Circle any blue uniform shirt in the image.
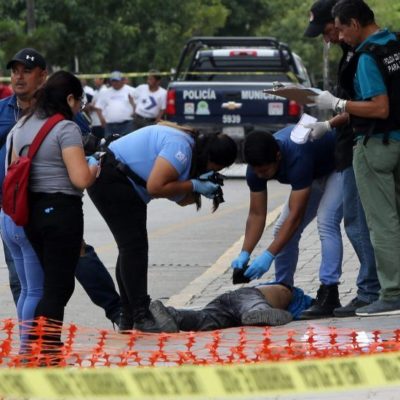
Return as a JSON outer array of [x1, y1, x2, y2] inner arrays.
[[0, 95, 19, 199], [109, 125, 194, 204], [246, 126, 336, 192], [354, 28, 400, 140]]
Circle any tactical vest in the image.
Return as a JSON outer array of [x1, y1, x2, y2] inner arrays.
[[339, 33, 400, 144]]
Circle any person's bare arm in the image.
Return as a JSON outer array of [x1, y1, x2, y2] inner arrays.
[[62, 146, 98, 190], [267, 187, 311, 255], [345, 94, 389, 119], [146, 156, 193, 198], [328, 112, 349, 128], [241, 190, 268, 254]]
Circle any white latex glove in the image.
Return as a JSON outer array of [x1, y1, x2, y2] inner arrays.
[[304, 121, 332, 141], [311, 90, 347, 113]]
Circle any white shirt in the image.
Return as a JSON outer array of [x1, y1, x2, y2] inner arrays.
[[133, 84, 167, 119], [97, 85, 135, 123], [89, 84, 107, 127]]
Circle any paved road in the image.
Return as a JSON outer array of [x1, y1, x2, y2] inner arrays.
[[0, 178, 290, 328]]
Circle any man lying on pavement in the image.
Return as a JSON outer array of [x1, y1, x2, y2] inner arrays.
[[149, 283, 313, 332]]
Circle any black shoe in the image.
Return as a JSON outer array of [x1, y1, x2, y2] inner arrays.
[[149, 300, 179, 333], [300, 284, 341, 320], [133, 313, 163, 333], [333, 297, 370, 317], [116, 311, 134, 333]]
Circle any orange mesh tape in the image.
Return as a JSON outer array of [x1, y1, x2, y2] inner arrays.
[[1, 318, 400, 368]]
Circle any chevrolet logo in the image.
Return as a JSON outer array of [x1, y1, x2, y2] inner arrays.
[[221, 101, 242, 110]]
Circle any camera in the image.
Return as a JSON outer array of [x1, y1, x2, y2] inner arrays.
[[232, 264, 251, 284], [199, 172, 225, 211]]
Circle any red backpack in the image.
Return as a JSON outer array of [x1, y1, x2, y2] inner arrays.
[[2, 113, 65, 226]]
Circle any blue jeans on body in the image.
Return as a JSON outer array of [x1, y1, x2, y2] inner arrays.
[[0, 211, 43, 352], [342, 166, 380, 303], [4, 240, 121, 323], [274, 172, 344, 287]]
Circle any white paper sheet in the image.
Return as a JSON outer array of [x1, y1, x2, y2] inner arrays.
[[290, 113, 318, 144]]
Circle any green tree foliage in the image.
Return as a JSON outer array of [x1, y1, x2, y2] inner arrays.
[[258, 0, 400, 86], [0, 0, 398, 81], [0, 0, 228, 74], [217, 0, 271, 36]]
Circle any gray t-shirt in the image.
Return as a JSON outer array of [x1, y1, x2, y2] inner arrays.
[[8, 113, 84, 196]]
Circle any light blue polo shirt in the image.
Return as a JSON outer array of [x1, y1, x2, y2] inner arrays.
[[354, 28, 400, 141], [109, 125, 194, 203]]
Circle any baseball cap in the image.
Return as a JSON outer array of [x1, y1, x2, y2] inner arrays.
[[6, 48, 46, 70], [110, 71, 123, 81], [304, 0, 338, 38]]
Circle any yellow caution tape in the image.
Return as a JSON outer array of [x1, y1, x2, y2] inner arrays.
[[1, 352, 400, 399]]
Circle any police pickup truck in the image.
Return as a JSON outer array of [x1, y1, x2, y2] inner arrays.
[[166, 37, 314, 159]]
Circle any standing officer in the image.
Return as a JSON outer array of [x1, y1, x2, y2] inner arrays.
[[303, 0, 380, 317], [311, 0, 400, 316]]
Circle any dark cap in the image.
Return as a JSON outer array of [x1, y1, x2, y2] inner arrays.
[[6, 48, 46, 70], [304, 0, 338, 38]]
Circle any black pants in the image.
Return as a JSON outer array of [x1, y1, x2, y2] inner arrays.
[[168, 287, 271, 331], [87, 155, 150, 321], [25, 192, 83, 346], [132, 114, 156, 131]]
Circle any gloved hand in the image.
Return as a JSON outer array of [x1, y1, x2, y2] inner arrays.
[[231, 250, 250, 269], [198, 171, 215, 180], [311, 90, 347, 113], [304, 120, 332, 141], [191, 179, 220, 199], [86, 156, 99, 167], [244, 250, 275, 280]]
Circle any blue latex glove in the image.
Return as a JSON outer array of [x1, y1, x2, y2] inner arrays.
[[231, 250, 250, 269], [86, 156, 98, 167], [191, 179, 219, 199], [198, 171, 215, 180], [244, 250, 275, 280]]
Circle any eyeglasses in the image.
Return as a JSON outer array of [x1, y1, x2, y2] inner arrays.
[[78, 95, 87, 111]]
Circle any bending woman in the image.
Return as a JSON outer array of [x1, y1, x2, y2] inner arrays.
[[7, 71, 98, 356], [88, 122, 237, 332]]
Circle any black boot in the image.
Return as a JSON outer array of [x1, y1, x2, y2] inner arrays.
[[116, 310, 134, 333], [299, 284, 341, 320]]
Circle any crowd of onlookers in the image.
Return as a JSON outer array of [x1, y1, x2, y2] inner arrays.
[[80, 69, 167, 139]]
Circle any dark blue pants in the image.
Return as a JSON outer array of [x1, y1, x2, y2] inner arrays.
[[168, 287, 271, 331]]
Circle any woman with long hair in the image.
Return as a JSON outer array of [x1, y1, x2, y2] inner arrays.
[[88, 122, 237, 332], [2, 70, 98, 359]]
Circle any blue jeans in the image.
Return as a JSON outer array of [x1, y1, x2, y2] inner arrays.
[[4, 241, 121, 322], [0, 211, 43, 351], [274, 172, 344, 287], [342, 166, 380, 303]]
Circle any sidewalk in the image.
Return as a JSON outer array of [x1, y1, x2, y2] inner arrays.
[[171, 212, 399, 331]]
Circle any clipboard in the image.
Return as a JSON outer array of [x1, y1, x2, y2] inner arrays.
[[264, 86, 321, 105]]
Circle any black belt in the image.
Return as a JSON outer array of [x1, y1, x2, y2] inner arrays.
[[134, 114, 156, 122], [107, 120, 133, 125], [104, 150, 147, 188]]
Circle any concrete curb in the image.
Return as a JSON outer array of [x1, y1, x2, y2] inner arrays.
[[167, 204, 283, 307]]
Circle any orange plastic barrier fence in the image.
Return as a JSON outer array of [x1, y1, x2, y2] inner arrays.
[[1, 317, 400, 368]]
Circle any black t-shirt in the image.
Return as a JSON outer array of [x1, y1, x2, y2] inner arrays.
[[334, 43, 356, 172]]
